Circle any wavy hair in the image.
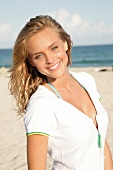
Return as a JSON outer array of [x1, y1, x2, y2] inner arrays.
[[9, 15, 73, 116]]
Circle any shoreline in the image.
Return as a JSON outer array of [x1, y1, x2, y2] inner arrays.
[[0, 65, 113, 75]]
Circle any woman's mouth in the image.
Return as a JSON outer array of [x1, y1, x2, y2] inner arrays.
[[48, 62, 60, 71]]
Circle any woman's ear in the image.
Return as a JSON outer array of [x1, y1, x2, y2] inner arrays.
[[64, 41, 68, 52]]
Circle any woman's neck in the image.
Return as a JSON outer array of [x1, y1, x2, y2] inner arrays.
[[47, 71, 74, 92]]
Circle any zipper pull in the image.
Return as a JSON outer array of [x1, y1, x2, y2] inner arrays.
[[98, 132, 102, 148]]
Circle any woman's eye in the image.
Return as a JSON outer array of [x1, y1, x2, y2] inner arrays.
[[51, 46, 58, 51], [34, 54, 42, 59]]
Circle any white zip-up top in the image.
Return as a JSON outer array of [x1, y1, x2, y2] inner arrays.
[[24, 72, 108, 170]]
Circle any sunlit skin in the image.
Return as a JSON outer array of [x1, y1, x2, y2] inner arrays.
[[27, 27, 70, 84]]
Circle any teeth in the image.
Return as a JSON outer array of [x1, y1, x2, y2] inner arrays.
[[49, 63, 59, 70]]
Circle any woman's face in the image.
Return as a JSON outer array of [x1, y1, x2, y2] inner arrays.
[[27, 27, 68, 81]]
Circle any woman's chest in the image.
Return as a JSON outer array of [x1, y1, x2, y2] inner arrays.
[[60, 85, 98, 128], [50, 96, 108, 142]]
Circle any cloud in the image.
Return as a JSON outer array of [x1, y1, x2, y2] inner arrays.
[[49, 9, 113, 45], [108, 25, 113, 33], [0, 24, 16, 48], [49, 9, 82, 34], [0, 9, 113, 48]]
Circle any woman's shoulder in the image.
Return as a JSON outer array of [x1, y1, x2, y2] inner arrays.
[[27, 85, 54, 107], [69, 71, 97, 92], [69, 71, 95, 83]]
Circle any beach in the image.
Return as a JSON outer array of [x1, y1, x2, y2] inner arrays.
[[0, 67, 113, 170]]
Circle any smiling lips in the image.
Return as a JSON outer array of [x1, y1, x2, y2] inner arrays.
[[47, 62, 60, 71]]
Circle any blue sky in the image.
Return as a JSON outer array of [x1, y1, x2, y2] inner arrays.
[[0, 0, 113, 48]]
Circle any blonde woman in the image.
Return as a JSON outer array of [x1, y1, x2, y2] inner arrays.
[[9, 15, 113, 170]]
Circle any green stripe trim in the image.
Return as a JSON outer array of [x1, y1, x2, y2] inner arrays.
[[99, 97, 102, 101], [26, 132, 49, 137]]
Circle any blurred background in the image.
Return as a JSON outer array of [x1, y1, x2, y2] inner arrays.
[[0, 0, 113, 68]]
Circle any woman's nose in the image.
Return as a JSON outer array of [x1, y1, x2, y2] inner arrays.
[[45, 53, 55, 64]]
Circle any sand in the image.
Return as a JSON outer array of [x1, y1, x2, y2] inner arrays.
[[0, 67, 113, 170]]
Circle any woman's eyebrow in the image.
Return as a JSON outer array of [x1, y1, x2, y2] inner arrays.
[[31, 52, 40, 57], [49, 42, 58, 48]]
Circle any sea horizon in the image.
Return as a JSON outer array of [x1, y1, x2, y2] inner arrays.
[[0, 44, 113, 68], [1, 43, 113, 50]]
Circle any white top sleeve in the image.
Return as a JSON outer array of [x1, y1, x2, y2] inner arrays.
[[71, 71, 101, 100], [24, 96, 56, 136], [83, 72, 101, 100]]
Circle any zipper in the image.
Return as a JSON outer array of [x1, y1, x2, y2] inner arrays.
[[98, 131, 102, 148]]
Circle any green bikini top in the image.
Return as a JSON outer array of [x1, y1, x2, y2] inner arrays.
[[47, 81, 62, 99]]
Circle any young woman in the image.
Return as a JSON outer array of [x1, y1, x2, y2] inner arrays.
[[9, 15, 113, 170]]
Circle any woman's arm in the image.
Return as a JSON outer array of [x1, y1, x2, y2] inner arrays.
[[27, 134, 48, 170], [104, 140, 113, 169]]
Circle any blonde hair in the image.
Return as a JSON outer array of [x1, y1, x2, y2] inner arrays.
[[9, 15, 73, 116]]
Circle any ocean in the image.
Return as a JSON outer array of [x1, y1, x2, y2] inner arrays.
[[0, 44, 113, 68]]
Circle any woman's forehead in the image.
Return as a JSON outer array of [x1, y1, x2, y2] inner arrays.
[[27, 28, 62, 50], [30, 27, 59, 41]]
